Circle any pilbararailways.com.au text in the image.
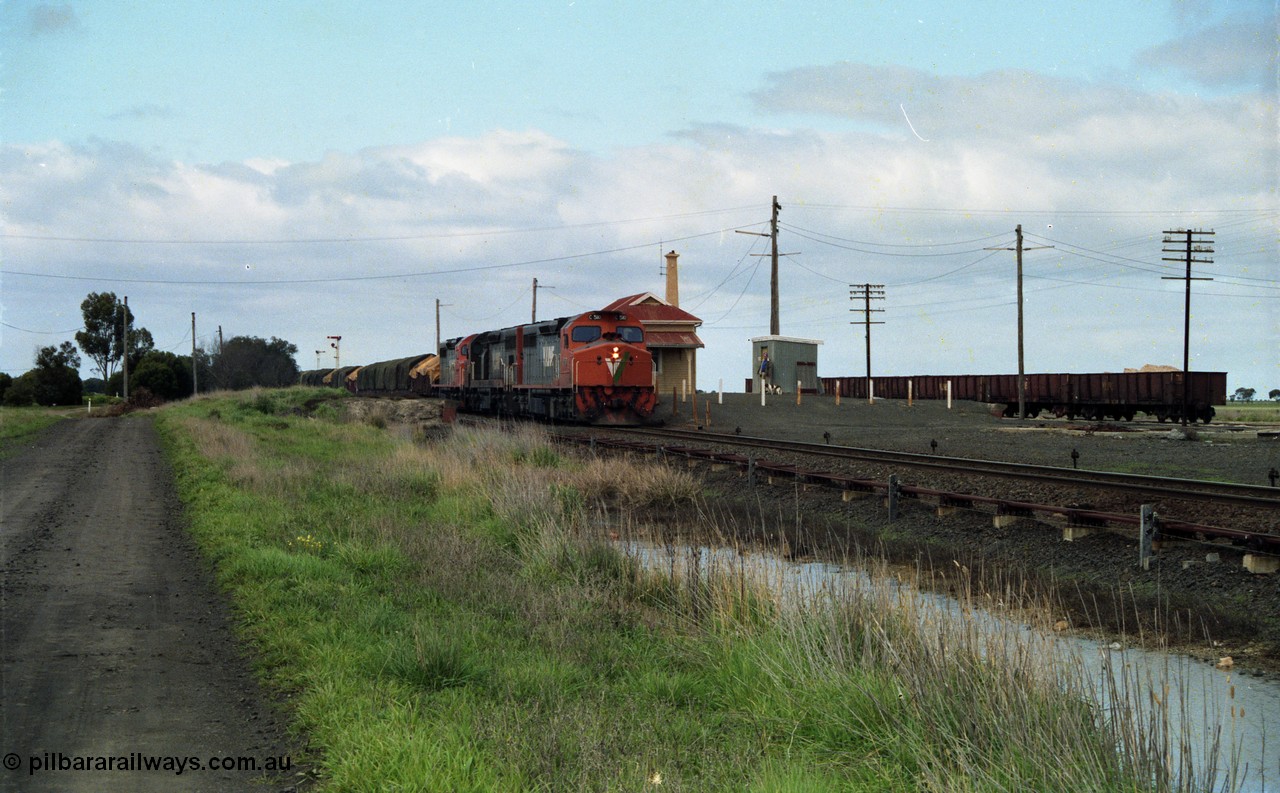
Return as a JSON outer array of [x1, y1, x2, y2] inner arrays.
[[3, 751, 292, 777]]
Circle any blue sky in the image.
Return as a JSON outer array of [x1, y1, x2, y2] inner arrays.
[[2, 1, 1276, 396], [2, 3, 1210, 161]]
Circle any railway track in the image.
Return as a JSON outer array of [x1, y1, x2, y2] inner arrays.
[[550, 425, 1280, 558], [606, 426, 1280, 511]]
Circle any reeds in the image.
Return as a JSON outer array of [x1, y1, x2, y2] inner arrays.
[[158, 391, 1261, 791]]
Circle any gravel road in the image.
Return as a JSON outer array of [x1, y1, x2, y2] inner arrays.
[[0, 417, 299, 793]]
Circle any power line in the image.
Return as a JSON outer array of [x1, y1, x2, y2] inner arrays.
[[0, 226, 747, 285], [783, 224, 1005, 257], [1, 321, 84, 335], [782, 223, 1009, 248], [791, 203, 1278, 217], [0, 205, 768, 245]]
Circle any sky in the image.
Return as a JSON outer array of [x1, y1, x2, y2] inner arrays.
[[2, 1, 1277, 398]]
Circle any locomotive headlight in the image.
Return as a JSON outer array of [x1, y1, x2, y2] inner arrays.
[[611, 346, 620, 360]]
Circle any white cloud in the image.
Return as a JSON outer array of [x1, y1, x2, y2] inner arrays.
[[27, 4, 77, 35], [1, 68, 1275, 393], [1136, 15, 1277, 88]]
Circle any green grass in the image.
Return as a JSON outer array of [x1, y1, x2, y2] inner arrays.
[[0, 405, 69, 455], [1215, 402, 1280, 423], [156, 388, 1177, 792]]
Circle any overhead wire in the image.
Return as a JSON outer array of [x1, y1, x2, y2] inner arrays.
[[0, 225, 752, 285], [2, 321, 85, 335], [0, 205, 768, 245]]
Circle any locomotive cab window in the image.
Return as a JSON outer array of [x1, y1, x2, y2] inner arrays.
[[617, 326, 643, 343], [570, 325, 601, 344]]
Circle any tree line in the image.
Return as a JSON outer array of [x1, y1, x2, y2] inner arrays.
[[1230, 387, 1280, 403], [1, 292, 301, 406]]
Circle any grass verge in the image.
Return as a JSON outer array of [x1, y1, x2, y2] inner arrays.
[[0, 405, 68, 456], [158, 388, 1186, 791]]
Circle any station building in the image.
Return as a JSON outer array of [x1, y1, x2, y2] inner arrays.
[[603, 250, 704, 399]]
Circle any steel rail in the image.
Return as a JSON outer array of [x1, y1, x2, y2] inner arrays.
[[553, 431, 1280, 555], [606, 426, 1280, 510]]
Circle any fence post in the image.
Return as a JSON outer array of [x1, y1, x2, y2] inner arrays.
[[1139, 505, 1157, 570], [887, 474, 900, 521]]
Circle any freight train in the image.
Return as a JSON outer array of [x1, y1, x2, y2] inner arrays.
[[298, 308, 658, 425], [820, 371, 1226, 423]]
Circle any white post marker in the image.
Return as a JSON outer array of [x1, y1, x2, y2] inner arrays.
[[946, 380, 952, 409], [908, 380, 913, 406], [869, 380, 875, 405], [718, 379, 723, 404]]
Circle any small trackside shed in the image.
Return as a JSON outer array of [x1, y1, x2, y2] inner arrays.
[[750, 335, 822, 394]]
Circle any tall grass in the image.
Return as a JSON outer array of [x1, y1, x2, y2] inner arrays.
[[157, 389, 1225, 791]]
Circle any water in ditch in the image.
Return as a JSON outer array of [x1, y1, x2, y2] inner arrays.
[[625, 540, 1278, 792]]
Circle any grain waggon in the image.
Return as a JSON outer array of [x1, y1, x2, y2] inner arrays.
[[820, 371, 1226, 423]]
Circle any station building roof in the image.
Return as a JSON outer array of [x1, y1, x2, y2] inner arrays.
[[603, 293, 705, 349]]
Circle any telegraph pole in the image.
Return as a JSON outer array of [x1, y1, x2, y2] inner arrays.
[[532, 278, 554, 323], [1161, 228, 1214, 427], [436, 298, 453, 353], [735, 195, 792, 336], [986, 225, 1051, 418], [191, 312, 198, 396], [122, 296, 129, 400], [769, 195, 780, 335], [848, 284, 885, 379]]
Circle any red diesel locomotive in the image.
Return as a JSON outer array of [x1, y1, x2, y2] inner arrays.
[[436, 309, 657, 425], [300, 308, 658, 425]]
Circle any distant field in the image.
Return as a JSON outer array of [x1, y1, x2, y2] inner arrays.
[[0, 406, 66, 454], [1216, 402, 1280, 423]]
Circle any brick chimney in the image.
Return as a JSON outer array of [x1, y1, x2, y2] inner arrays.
[[664, 250, 679, 307]]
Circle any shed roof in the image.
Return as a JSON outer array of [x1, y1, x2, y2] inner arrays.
[[750, 335, 824, 346]]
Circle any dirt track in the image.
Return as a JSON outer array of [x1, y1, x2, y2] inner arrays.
[[1, 417, 298, 792]]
